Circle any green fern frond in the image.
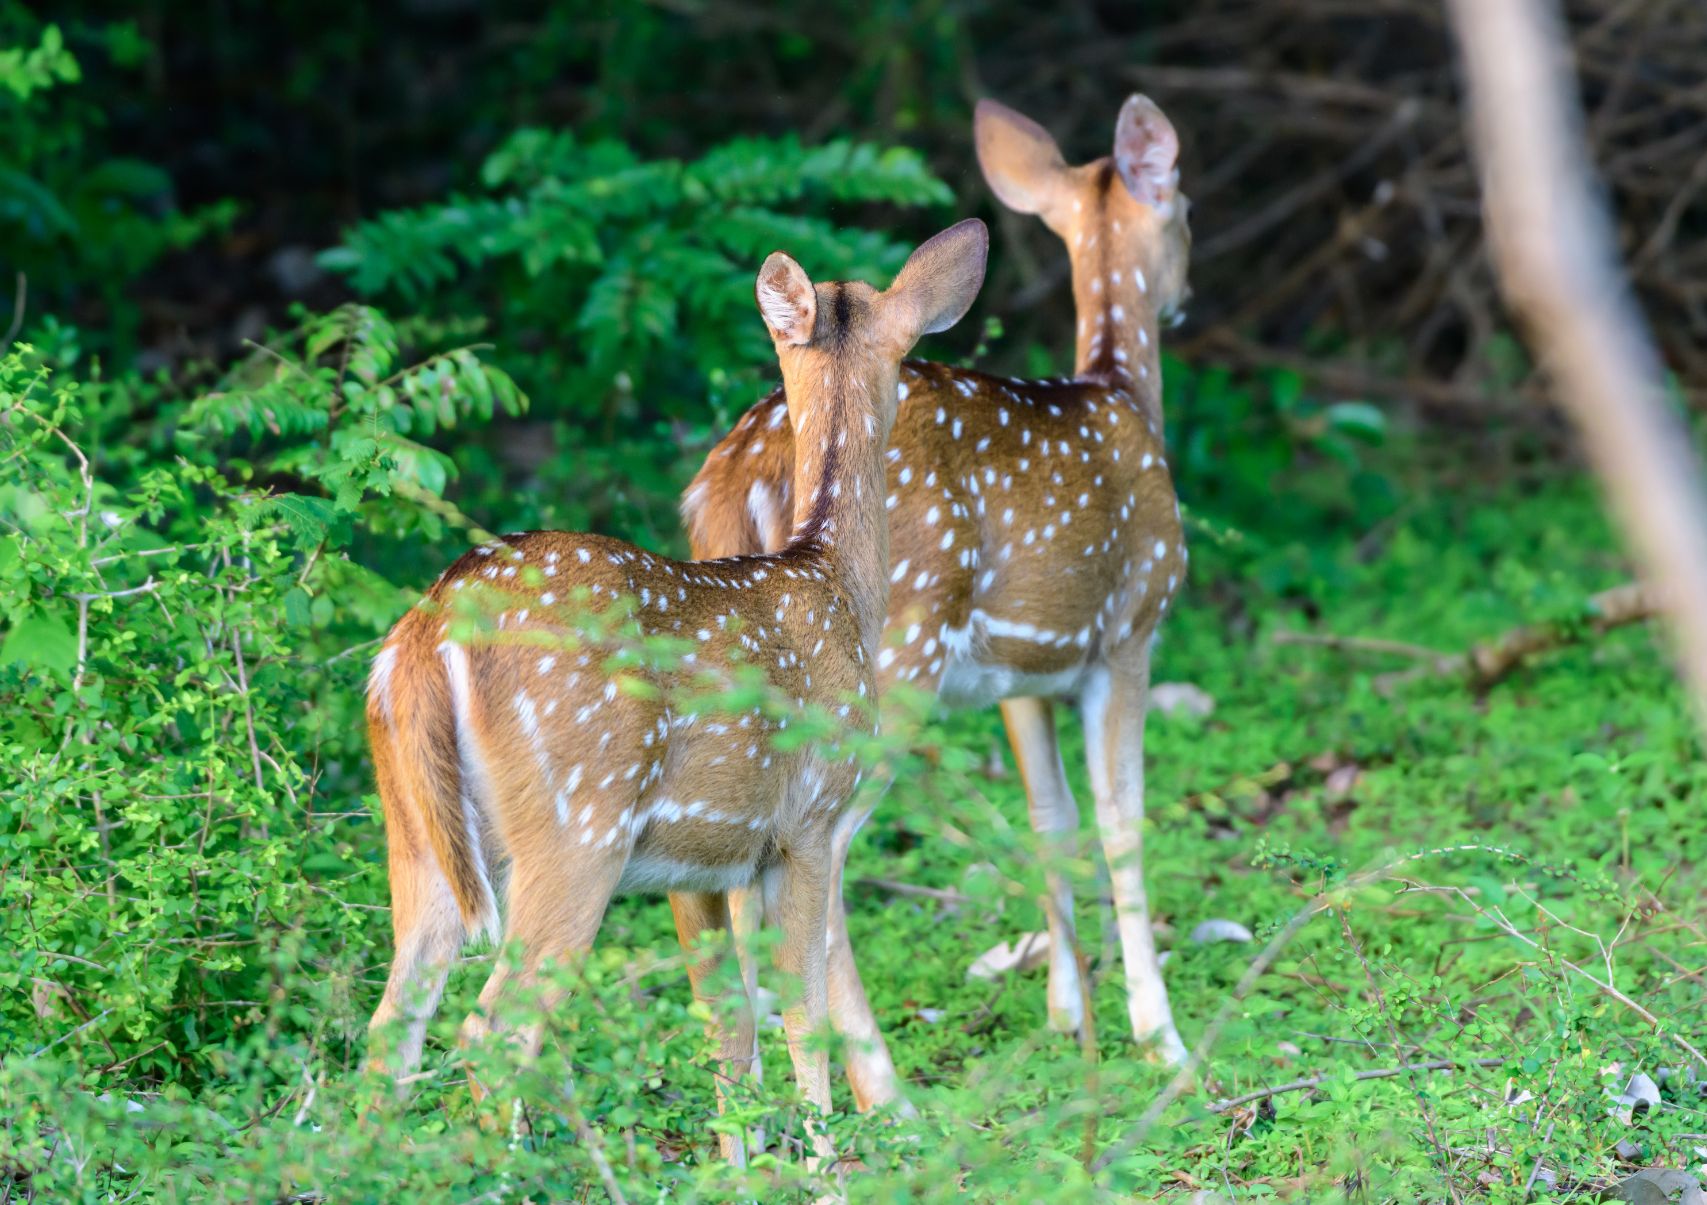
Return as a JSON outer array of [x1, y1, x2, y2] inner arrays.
[[243, 492, 337, 549], [318, 197, 517, 299], [702, 207, 911, 280], [316, 127, 956, 437], [685, 136, 952, 208], [185, 385, 331, 439], [480, 129, 638, 190]]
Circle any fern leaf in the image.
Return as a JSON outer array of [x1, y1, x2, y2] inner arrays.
[[185, 384, 330, 439], [245, 493, 337, 549]]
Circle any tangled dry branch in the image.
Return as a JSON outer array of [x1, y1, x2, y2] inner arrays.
[[977, 0, 1707, 418]]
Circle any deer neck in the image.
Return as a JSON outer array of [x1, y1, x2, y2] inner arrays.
[[782, 362, 894, 660], [1068, 206, 1163, 431]]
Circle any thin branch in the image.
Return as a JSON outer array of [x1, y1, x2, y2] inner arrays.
[[1272, 631, 1446, 661], [1395, 876, 1707, 1069], [230, 628, 266, 793], [68, 579, 162, 603], [1093, 891, 1331, 1173], [1072, 929, 1100, 1172], [1208, 1057, 1506, 1114], [91, 542, 218, 567], [1196, 99, 1425, 262], [1336, 903, 1462, 1202], [31, 1008, 112, 1057], [1522, 1119, 1557, 1197], [326, 636, 386, 665], [65, 579, 159, 703], [3, 271, 24, 346], [1093, 842, 1544, 1176], [850, 876, 971, 906], [1374, 581, 1657, 693]]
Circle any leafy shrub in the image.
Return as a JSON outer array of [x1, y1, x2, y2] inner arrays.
[[0, 11, 235, 358], [4, 23, 1702, 1196], [6, 334, 1706, 1199], [322, 128, 949, 381], [0, 321, 520, 1087], [320, 127, 958, 544]]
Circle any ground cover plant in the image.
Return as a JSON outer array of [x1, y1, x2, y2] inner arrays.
[[4, 4, 1705, 1202], [8, 341, 1701, 1200]]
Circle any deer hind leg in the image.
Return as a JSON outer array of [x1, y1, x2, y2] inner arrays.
[[459, 840, 625, 1110], [670, 890, 754, 1166], [367, 721, 466, 1092], [1081, 659, 1187, 1065], [764, 840, 838, 1172], [824, 801, 913, 1115], [368, 853, 463, 1090], [725, 883, 768, 1152], [1000, 696, 1088, 1036]]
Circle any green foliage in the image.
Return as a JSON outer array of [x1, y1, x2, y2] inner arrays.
[[0, 21, 78, 101], [4, 12, 1702, 1199], [0, 351, 357, 1096], [1164, 352, 1404, 601], [324, 129, 950, 302], [318, 126, 957, 545], [184, 303, 525, 519], [0, 8, 235, 357], [5, 335, 1704, 1198], [0, 313, 527, 1094]]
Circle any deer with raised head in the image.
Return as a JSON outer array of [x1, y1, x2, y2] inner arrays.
[[365, 219, 989, 1166], [681, 95, 1193, 1110]]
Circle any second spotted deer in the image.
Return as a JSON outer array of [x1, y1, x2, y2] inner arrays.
[[365, 220, 989, 1166], [683, 95, 1194, 1107]]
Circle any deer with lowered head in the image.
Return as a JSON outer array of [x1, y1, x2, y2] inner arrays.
[[681, 95, 1194, 1110], [364, 219, 989, 1167]]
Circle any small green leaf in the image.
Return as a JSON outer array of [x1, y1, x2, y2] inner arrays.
[[283, 587, 312, 627], [1, 608, 77, 674], [1270, 369, 1305, 414], [1324, 400, 1388, 444], [247, 493, 336, 549]]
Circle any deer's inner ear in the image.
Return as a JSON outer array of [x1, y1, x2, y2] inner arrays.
[[1113, 94, 1180, 214], [882, 219, 990, 347], [757, 253, 817, 346]]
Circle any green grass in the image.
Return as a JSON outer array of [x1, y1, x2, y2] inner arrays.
[[813, 469, 1704, 1200], [6, 465, 1703, 1203]]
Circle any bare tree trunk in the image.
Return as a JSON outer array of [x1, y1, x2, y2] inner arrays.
[[1445, 0, 1707, 729]]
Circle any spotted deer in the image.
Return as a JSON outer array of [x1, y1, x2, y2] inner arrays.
[[680, 95, 1193, 1108], [365, 220, 989, 1166]]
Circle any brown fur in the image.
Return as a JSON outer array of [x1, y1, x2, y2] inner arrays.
[[365, 220, 988, 1168], [679, 97, 1197, 1104], [689, 362, 1184, 688]]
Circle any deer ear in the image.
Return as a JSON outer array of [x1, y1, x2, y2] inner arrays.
[[882, 219, 989, 344], [975, 99, 1070, 218], [1113, 94, 1180, 214], [756, 252, 817, 346]]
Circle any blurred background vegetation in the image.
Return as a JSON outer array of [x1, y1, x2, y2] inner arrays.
[[4, 1, 1706, 1200], [15, 1, 1707, 565]]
